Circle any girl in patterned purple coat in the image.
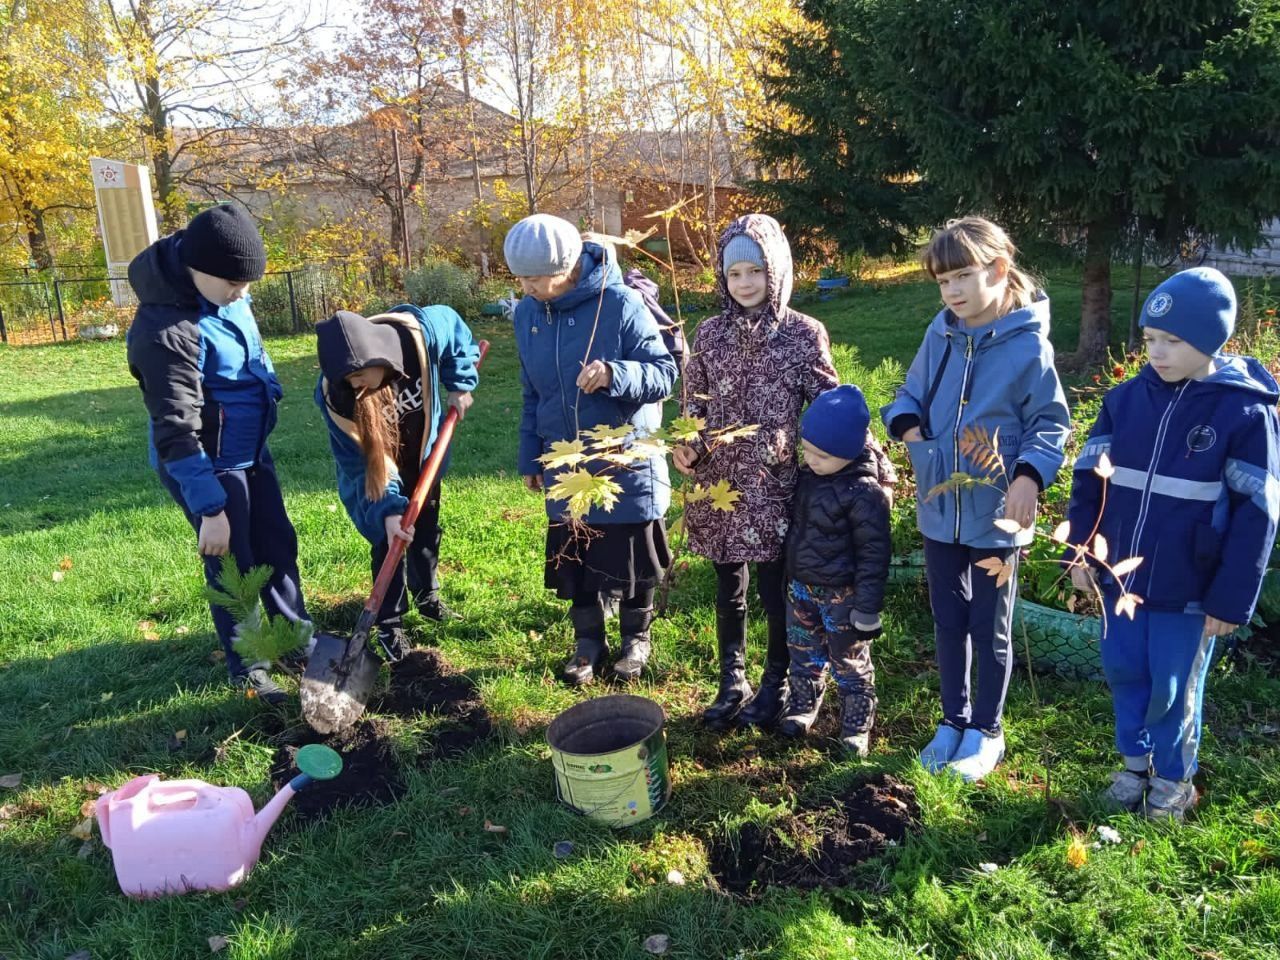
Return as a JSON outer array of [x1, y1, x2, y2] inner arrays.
[[674, 214, 894, 730]]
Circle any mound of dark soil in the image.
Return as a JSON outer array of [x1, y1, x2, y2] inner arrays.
[[270, 717, 405, 821], [710, 772, 919, 894], [372, 648, 493, 759]]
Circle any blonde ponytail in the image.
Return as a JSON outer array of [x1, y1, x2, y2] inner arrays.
[[352, 382, 400, 501], [920, 217, 1040, 313]]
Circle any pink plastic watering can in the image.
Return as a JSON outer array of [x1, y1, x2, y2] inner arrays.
[[95, 744, 342, 898]]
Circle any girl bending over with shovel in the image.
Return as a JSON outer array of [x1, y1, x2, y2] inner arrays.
[[315, 306, 480, 660]]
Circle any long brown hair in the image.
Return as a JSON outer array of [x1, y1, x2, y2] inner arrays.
[[920, 217, 1040, 313], [352, 380, 400, 501]]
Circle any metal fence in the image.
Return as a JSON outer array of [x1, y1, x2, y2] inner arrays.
[[0, 259, 390, 346]]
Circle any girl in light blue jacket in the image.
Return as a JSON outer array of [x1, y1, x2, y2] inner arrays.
[[882, 217, 1070, 782]]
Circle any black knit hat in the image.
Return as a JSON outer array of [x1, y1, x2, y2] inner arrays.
[[179, 204, 267, 282]]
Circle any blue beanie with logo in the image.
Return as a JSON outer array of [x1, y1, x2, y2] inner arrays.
[[802, 385, 870, 461], [1140, 267, 1236, 357]]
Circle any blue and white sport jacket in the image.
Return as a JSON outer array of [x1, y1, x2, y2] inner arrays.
[[1066, 358, 1280, 625]]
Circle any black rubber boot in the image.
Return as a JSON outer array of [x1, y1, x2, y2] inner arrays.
[[611, 605, 654, 681], [702, 605, 752, 731], [564, 603, 608, 686], [777, 673, 827, 738], [736, 611, 789, 728]]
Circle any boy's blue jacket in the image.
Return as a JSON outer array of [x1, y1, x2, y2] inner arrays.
[[126, 233, 281, 518], [514, 241, 678, 524], [315, 305, 480, 544], [881, 297, 1071, 547], [1067, 358, 1280, 626]]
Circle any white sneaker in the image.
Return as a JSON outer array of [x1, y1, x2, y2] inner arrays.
[[946, 728, 1006, 782], [1144, 776, 1197, 821], [919, 723, 964, 773], [1101, 770, 1149, 812]]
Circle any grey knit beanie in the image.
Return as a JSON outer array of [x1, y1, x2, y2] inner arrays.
[[722, 234, 765, 271], [503, 214, 583, 277]]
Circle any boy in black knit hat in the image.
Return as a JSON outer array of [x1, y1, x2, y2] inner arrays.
[[126, 203, 311, 705], [779, 385, 892, 755]]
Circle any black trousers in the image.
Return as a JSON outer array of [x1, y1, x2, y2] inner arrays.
[[923, 537, 1019, 734], [371, 478, 442, 629], [159, 448, 310, 678], [712, 559, 788, 667]]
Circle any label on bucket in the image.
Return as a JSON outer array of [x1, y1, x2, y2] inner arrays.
[[553, 733, 670, 827]]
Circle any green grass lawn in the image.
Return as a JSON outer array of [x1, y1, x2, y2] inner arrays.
[[2, 273, 1279, 960]]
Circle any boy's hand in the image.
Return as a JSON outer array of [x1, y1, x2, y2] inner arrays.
[[1203, 616, 1238, 639], [447, 390, 473, 421], [672, 444, 699, 476], [384, 513, 415, 545], [1002, 475, 1039, 530], [198, 512, 231, 556], [902, 426, 924, 443], [523, 474, 543, 491], [1069, 564, 1097, 593], [576, 360, 612, 394]]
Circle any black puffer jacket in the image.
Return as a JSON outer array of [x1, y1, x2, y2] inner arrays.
[[784, 452, 892, 615]]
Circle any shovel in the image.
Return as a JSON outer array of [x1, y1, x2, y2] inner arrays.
[[301, 339, 489, 734]]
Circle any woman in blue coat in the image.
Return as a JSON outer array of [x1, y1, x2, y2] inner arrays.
[[315, 305, 479, 659], [505, 214, 678, 685]]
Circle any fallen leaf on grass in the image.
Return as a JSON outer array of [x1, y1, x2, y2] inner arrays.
[[1128, 839, 1146, 856], [1096, 825, 1122, 844], [58, 556, 73, 571], [642, 934, 670, 955], [977, 862, 999, 874], [82, 781, 108, 796], [79, 799, 98, 818], [666, 869, 685, 885], [1065, 836, 1089, 869], [51, 570, 65, 582], [482, 820, 508, 834], [70, 818, 94, 840], [175, 625, 190, 635], [208, 935, 229, 952], [0, 773, 22, 789], [99, 692, 112, 703]]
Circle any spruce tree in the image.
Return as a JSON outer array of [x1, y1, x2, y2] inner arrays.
[[757, 0, 1280, 363]]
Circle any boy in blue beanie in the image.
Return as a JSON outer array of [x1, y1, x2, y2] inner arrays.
[[778, 385, 893, 755], [1066, 267, 1280, 820]]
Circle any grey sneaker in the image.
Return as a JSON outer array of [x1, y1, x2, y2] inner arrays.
[[841, 731, 871, 757], [1101, 770, 1149, 812], [1144, 776, 1197, 821], [237, 667, 287, 706]]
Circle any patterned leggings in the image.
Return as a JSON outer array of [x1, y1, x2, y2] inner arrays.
[[786, 580, 877, 732]]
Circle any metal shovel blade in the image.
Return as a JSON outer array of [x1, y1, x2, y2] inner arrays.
[[299, 632, 382, 735]]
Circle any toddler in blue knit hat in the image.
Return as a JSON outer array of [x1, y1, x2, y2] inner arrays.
[[1065, 266, 1280, 820], [777, 384, 893, 755]]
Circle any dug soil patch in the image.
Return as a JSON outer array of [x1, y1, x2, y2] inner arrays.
[[373, 648, 493, 759], [271, 650, 494, 821], [710, 772, 919, 894], [270, 717, 405, 821]]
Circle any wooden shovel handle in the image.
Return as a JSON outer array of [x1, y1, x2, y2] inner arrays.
[[361, 339, 489, 624]]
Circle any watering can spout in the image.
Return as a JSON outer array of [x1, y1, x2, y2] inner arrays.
[[245, 743, 344, 855], [244, 775, 303, 855]]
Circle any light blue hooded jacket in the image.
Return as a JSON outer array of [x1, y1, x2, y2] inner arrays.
[[881, 297, 1070, 548]]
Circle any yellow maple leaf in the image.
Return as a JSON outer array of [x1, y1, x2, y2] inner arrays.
[[546, 470, 622, 519], [664, 416, 706, 443], [628, 437, 669, 460], [706, 479, 741, 512], [711, 423, 760, 445], [585, 424, 634, 448], [538, 439, 587, 470], [1065, 836, 1089, 869], [685, 483, 710, 504]]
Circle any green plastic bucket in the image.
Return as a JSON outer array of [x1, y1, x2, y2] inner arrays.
[[546, 695, 671, 828]]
